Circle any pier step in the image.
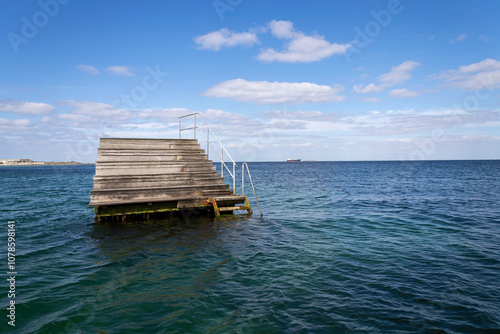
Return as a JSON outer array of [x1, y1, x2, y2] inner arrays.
[[95, 162, 217, 176], [92, 173, 225, 190], [91, 184, 231, 202], [100, 138, 200, 150], [97, 152, 208, 162], [208, 196, 252, 218], [96, 162, 215, 167], [219, 206, 251, 212]]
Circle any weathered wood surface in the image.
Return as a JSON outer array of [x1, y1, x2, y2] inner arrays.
[[91, 173, 225, 190], [89, 138, 232, 207]]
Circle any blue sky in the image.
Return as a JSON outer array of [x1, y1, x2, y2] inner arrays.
[[1, 0, 499, 162]]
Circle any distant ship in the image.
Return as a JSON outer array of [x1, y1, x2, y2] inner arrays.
[[286, 158, 301, 162]]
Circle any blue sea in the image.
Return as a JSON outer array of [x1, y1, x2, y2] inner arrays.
[[1, 161, 499, 333]]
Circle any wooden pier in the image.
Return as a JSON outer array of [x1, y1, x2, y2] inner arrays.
[[88, 138, 252, 222]]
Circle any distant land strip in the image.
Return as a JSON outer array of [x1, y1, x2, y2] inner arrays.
[[0, 161, 93, 166]]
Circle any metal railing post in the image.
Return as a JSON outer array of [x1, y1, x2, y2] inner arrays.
[[242, 163, 245, 196], [178, 112, 240, 195], [241, 163, 263, 216]]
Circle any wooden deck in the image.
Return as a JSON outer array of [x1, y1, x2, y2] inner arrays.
[[88, 138, 251, 221]]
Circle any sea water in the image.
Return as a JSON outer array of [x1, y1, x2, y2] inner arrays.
[[0, 161, 499, 333]]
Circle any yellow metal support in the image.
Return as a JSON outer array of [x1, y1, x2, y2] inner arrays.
[[244, 196, 253, 215], [208, 196, 252, 219], [208, 198, 221, 219]]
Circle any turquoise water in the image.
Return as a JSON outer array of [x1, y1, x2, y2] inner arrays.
[[1, 161, 499, 333]]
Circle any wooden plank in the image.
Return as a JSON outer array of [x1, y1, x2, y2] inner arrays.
[[218, 206, 250, 212]]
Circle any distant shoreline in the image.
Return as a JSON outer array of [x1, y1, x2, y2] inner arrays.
[[0, 162, 94, 167]]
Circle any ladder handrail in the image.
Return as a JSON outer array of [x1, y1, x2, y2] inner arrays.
[[179, 113, 236, 194], [242, 163, 263, 217]]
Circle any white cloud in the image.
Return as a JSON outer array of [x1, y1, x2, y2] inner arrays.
[[344, 108, 500, 135], [76, 64, 100, 75], [0, 100, 56, 116], [389, 88, 420, 98], [193, 28, 259, 51], [106, 65, 135, 76], [268, 20, 294, 39], [202, 79, 345, 104], [450, 34, 467, 44], [0, 118, 35, 131], [59, 100, 123, 116], [257, 20, 350, 63], [118, 122, 166, 130], [361, 97, 382, 103], [137, 108, 193, 122], [290, 142, 312, 147], [193, 20, 349, 63], [3, 98, 500, 162], [455, 58, 500, 74], [353, 60, 421, 95], [379, 60, 421, 86], [47, 102, 247, 131], [353, 83, 384, 94], [272, 120, 308, 130], [56, 113, 94, 123], [260, 110, 343, 122], [203, 108, 247, 121], [434, 58, 500, 91], [46, 101, 131, 128]]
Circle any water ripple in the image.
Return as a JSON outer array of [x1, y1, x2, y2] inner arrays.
[[1, 162, 499, 333]]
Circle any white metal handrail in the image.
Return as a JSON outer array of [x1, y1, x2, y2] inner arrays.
[[242, 163, 263, 216], [179, 113, 236, 194]]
